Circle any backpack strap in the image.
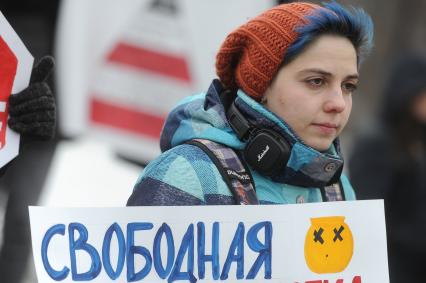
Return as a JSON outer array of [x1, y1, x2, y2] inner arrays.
[[186, 139, 259, 205]]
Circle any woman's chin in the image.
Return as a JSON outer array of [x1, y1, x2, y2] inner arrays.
[[305, 139, 334, 152]]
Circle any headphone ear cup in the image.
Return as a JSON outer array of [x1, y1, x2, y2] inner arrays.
[[243, 130, 291, 176]]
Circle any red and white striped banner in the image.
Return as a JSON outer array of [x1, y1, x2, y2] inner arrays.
[[87, 0, 273, 162]]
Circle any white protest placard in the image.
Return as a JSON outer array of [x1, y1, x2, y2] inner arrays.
[[0, 11, 33, 167], [30, 200, 389, 282]]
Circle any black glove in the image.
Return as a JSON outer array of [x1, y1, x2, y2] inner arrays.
[[7, 56, 56, 140]]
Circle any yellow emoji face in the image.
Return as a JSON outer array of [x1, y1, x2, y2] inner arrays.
[[304, 216, 353, 274]]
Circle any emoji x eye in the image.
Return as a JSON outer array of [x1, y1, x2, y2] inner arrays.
[[333, 225, 344, 242], [314, 227, 324, 244]]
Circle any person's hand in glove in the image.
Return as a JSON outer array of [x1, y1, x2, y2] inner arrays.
[[7, 56, 56, 141]]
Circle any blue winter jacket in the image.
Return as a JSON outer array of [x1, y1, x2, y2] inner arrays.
[[127, 80, 356, 206]]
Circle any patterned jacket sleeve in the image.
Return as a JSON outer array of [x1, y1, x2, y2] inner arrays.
[[126, 144, 234, 206]]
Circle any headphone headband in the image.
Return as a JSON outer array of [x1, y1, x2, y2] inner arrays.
[[227, 102, 251, 140]]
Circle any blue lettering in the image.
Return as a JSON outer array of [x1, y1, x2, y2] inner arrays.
[[220, 222, 245, 280], [69, 223, 101, 281], [197, 222, 220, 280], [126, 222, 153, 282], [168, 224, 196, 283], [41, 224, 70, 280], [246, 221, 272, 279], [40, 220, 273, 282], [102, 223, 125, 279], [153, 223, 175, 279]]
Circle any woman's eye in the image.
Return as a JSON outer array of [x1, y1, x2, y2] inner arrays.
[[342, 82, 358, 93], [307, 78, 324, 87]]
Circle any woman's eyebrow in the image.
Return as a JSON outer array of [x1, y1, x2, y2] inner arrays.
[[298, 68, 333, 77], [298, 68, 359, 80]]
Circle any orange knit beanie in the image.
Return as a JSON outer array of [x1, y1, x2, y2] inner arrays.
[[216, 2, 320, 100]]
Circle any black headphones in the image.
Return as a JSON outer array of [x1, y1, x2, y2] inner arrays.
[[227, 101, 292, 177]]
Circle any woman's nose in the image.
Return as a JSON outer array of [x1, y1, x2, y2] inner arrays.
[[323, 87, 346, 113]]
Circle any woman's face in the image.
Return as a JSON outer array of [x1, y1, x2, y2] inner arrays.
[[263, 35, 358, 151]]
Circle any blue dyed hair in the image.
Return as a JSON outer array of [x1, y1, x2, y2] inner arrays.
[[282, 1, 374, 67]]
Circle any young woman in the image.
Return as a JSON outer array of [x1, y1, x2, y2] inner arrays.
[[127, 2, 373, 206]]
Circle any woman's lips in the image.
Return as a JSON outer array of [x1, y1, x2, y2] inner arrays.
[[312, 123, 338, 135]]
